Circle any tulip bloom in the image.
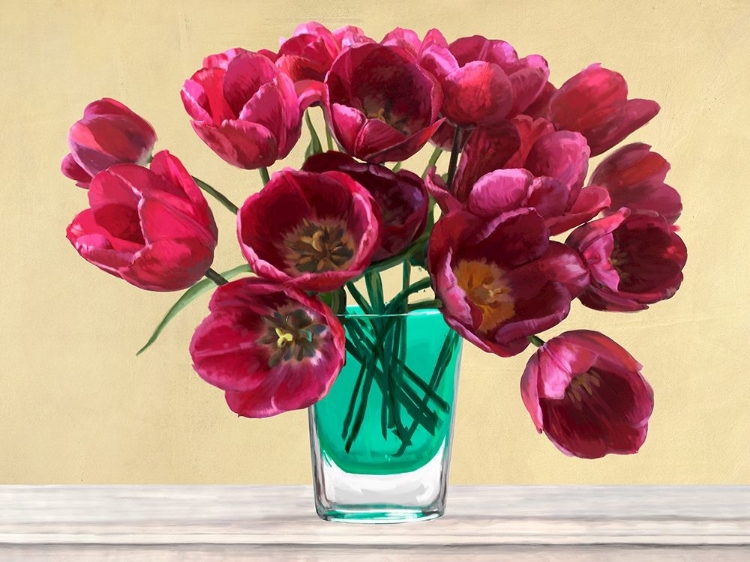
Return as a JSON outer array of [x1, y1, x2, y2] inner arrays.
[[322, 43, 443, 163], [61, 98, 156, 188], [302, 151, 428, 261], [420, 32, 549, 127], [426, 121, 609, 235], [274, 22, 372, 109], [521, 330, 654, 459], [181, 50, 302, 169], [590, 143, 682, 224], [190, 278, 346, 418], [238, 169, 381, 292], [547, 64, 660, 156], [66, 151, 218, 291], [566, 209, 687, 311], [428, 208, 589, 357]]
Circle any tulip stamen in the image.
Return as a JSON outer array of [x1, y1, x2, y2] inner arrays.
[[454, 259, 515, 333], [567, 371, 602, 407], [283, 219, 355, 275], [260, 308, 326, 367]]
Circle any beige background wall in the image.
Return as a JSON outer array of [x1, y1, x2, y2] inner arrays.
[[1, 0, 748, 484]]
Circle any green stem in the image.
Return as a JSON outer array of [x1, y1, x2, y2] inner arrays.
[[408, 299, 442, 312], [528, 335, 545, 347], [446, 127, 463, 191], [259, 167, 270, 186], [204, 268, 228, 286], [191, 176, 239, 214], [422, 146, 443, 179], [385, 277, 432, 314]]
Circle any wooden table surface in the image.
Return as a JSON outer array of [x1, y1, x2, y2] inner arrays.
[[1, 486, 748, 560]]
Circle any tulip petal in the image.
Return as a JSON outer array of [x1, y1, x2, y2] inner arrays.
[[61, 153, 92, 188], [122, 238, 214, 292], [191, 119, 278, 169], [525, 131, 590, 198], [441, 61, 513, 126], [466, 168, 533, 217], [223, 52, 280, 117]]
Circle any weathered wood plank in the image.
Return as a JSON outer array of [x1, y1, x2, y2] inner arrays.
[[0, 486, 748, 549]]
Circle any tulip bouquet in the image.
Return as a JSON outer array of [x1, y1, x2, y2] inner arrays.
[[63, 22, 686, 516]]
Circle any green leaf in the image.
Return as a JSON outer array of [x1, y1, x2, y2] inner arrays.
[[304, 111, 322, 158], [136, 264, 251, 356], [391, 161, 403, 172]]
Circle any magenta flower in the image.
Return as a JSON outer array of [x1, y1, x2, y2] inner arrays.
[[521, 330, 654, 459], [274, 22, 372, 109], [322, 43, 444, 163], [566, 209, 688, 311], [590, 143, 682, 224], [302, 151, 428, 261], [61, 98, 156, 188], [238, 169, 381, 292], [547, 64, 660, 156], [181, 50, 302, 169], [66, 151, 217, 291], [190, 278, 346, 418], [426, 120, 609, 235], [428, 208, 589, 357], [420, 32, 549, 127]]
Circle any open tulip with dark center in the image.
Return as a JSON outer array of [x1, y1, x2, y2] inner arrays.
[[190, 278, 346, 418], [322, 43, 444, 163], [238, 169, 381, 292], [302, 151, 428, 261], [521, 330, 654, 458], [566, 208, 688, 311], [66, 151, 218, 291]]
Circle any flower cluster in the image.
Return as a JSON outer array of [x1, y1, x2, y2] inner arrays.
[[62, 22, 686, 459]]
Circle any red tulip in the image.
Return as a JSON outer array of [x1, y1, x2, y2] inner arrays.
[[426, 121, 609, 235], [274, 22, 372, 109], [521, 330, 654, 458], [428, 208, 589, 357], [547, 64, 660, 156], [238, 168, 381, 292], [61, 98, 156, 188], [420, 33, 549, 127], [66, 151, 218, 291], [566, 209, 687, 311], [302, 151, 428, 261], [181, 50, 302, 169], [590, 143, 682, 224], [322, 43, 444, 163], [190, 278, 346, 418]]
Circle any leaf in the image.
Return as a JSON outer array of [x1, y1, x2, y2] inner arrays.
[[304, 111, 322, 158], [136, 264, 251, 356]]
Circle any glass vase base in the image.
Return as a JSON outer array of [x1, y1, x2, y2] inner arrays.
[[316, 507, 442, 524]]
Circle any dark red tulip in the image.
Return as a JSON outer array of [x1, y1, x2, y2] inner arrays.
[[302, 151, 428, 261], [322, 43, 444, 163], [420, 32, 549, 127], [547, 64, 660, 156], [238, 169, 381, 292], [521, 330, 654, 459], [190, 278, 346, 418], [181, 50, 302, 169], [428, 208, 589, 357], [62, 98, 156, 188], [66, 151, 217, 291], [590, 143, 682, 224], [566, 209, 687, 311]]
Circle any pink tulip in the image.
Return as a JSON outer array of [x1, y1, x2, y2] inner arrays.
[[302, 151, 428, 261], [428, 208, 589, 357], [547, 64, 660, 156], [190, 278, 346, 418], [238, 168, 381, 292], [61, 98, 156, 188], [322, 43, 444, 163], [590, 143, 682, 223], [521, 330, 654, 458], [566, 209, 688, 311], [181, 50, 302, 169], [420, 33, 549, 127], [66, 151, 217, 291]]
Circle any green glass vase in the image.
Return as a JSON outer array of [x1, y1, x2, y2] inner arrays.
[[309, 307, 462, 523]]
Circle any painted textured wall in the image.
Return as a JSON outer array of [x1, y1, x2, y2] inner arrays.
[[1, 0, 748, 483]]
